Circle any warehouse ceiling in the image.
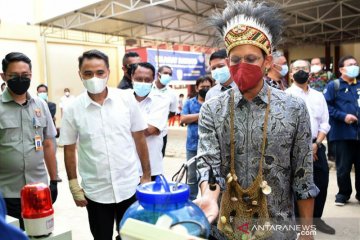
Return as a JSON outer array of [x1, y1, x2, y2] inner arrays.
[[39, 0, 360, 47]]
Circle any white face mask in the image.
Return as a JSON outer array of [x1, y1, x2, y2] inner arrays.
[[279, 64, 289, 76], [310, 65, 322, 74], [82, 77, 108, 94]]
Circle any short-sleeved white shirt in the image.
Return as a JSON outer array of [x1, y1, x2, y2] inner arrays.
[[136, 92, 170, 176], [59, 95, 75, 110], [59, 88, 147, 204], [151, 84, 177, 137]]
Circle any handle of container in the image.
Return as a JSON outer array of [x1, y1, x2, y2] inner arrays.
[[153, 174, 170, 192]]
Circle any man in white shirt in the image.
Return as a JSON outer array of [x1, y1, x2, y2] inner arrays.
[[151, 65, 177, 157], [59, 50, 151, 240], [132, 62, 170, 180], [59, 87, 75, 117], [205, 49, 237, 101], [286, 59, 335, 235]]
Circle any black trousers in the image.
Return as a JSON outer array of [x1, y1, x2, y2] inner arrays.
[[86, 195, 136, 240], [334, 140, 360, 202], [162, 134, 167, 157], [4, 198, 24, 230], [313, 144, 329, 218], [327, 135, 336, 160], [294, 143, 329, 219]]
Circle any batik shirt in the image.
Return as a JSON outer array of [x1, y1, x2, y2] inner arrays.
[[197, 82, 319, 239], [264, 75, 287, 90], [308, 71, 334, 92]]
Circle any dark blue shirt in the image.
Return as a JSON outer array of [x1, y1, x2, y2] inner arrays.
[[324, 78, 360, 141], [47, 101, 56, 119], [0, 193, 28, 240], [182, 97, 202, 151]]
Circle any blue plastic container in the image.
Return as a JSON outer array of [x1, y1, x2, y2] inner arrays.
[[120, 175, 210, 238]]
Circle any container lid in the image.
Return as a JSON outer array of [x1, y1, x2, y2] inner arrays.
[[136, 175, 189, 205]]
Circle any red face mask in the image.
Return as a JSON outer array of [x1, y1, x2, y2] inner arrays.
[[229, 62, 264, 92]]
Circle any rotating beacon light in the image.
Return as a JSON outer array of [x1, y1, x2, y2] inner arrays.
[[21, 183, 54, 237]]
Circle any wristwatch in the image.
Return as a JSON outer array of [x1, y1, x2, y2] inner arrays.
[[315, 141, 322, 148]]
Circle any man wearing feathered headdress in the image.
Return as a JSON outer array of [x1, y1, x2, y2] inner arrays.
[[195, 1, 319, 239]]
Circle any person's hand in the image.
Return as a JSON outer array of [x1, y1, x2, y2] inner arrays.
[[69, 179, 88, 207], [140, 175, 151, 184], [312, 143, 318, 161], [193, 196, 219, 223], [49, 180, 58, 204], [345, 114, 358, 124], [74, 198, 88, 207]]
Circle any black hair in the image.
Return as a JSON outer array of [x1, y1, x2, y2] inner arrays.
[[122, 52, 139, 66], [339, 55, 355, 68], [158, 65, 172, 74], [132, 62, 156, 79], [311, 57, 322, 64], [209, 0, 284, 51], [37, 84, 48, 92], [196, 76, 214, 88], [1, 82, 5, 87], [78, 49, 109, 69], [2, 52, 32, 73], [209, 49, 227, 63], [179, 93, 184, 97]]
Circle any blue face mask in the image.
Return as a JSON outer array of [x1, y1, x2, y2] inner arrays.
[[211, 66, 231, 84], [133, 82, 152, 97], [38, 92, 48, 101], [159, 74, 172, 85], [345, 65, 359, 78], [279, 64, 289, 77]]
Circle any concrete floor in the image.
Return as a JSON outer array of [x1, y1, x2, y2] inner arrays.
[[53, 127, 360, 240]]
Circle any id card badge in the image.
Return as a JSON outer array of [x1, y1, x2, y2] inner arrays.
[[358, 98, 360, 108], [35, 135, 43, 151]]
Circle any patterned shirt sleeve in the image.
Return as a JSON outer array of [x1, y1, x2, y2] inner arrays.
[[197, 101, 226, 190], [291, 100, 320, 200]]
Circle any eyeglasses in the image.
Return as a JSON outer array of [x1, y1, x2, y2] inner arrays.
[[230, 54, 262, 65], [6, 73, 32, 79], [292, 66, 309, 72]]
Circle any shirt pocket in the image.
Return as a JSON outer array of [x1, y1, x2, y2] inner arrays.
[[33, 116, 47, 140], [0, 117, 21, 143], [264, 132, 293, 173]]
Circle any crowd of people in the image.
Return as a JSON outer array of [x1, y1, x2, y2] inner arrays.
[[0, 0, 359, 239]]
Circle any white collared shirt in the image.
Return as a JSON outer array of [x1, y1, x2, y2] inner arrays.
[[286, 84, 330, 139], [136, 92, 170, 176], [205, 81, 238, 102], [151, 83, 177, 136], [59, 88, 147, 204], [59, 94, 75, 110]]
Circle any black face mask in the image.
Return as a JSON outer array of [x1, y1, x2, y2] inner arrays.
[[293, 70, 309, 84], [198, 88, 209, 99], [7, 77, 30, 95]]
